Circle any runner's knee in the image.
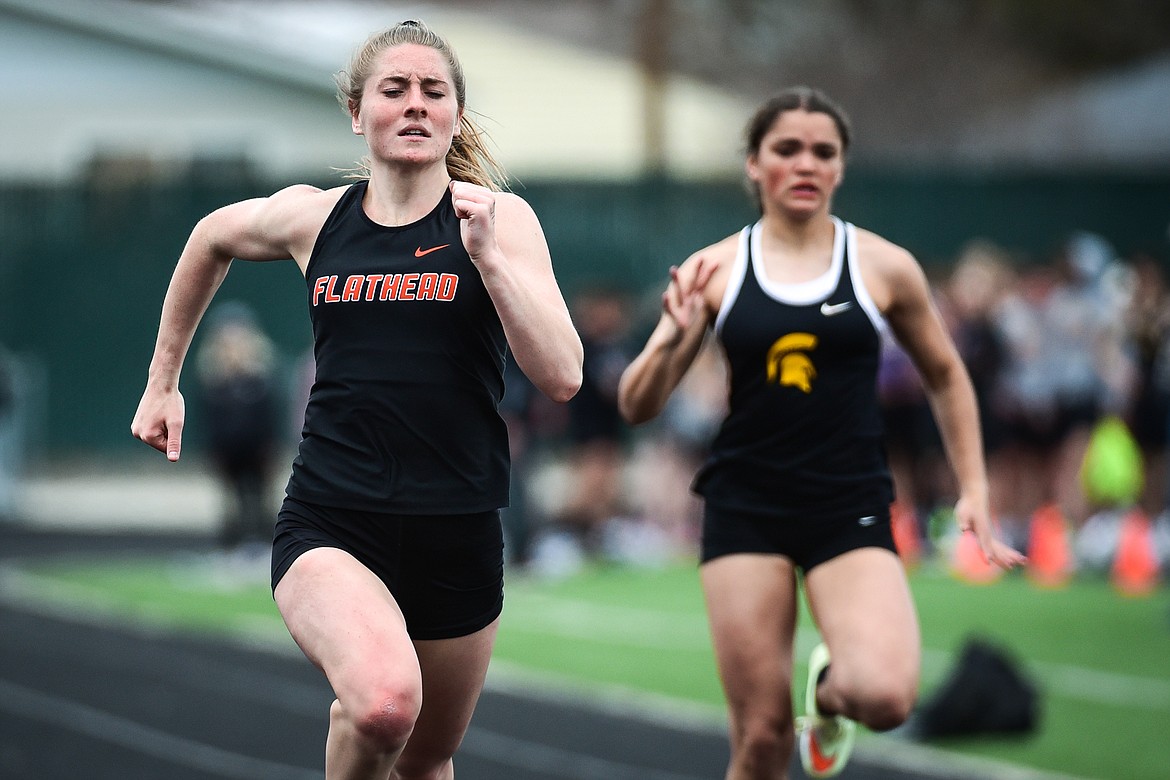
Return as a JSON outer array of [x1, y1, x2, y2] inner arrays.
[[843, 677, 916, 731], [336, 679, 423, 752]]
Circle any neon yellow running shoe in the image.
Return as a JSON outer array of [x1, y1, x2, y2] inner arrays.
[[796, 643, 856, 777]]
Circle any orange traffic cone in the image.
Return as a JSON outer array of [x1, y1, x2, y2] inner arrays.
[[891, 501, 922, 568], [952, 523, 1003, 584], [1112, 509, 1160, 596], [1026, 503, 1073, 588]]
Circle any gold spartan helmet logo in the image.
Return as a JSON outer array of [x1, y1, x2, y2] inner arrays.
[[766, 332, 818, 393]]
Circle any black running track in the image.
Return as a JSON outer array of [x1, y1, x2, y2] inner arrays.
[[0, 529, 978, 779]]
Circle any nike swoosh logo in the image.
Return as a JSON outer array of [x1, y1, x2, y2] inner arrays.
[[809, 734, 838, 774], [858, 515, 877, 526], [820, 301, 854, 316], [414, 244, 450, 258]]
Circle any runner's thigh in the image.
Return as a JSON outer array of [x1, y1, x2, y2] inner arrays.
[[701, 554, 800, 719], [275, 547, 420, 704], [803, 548, 920, 698]]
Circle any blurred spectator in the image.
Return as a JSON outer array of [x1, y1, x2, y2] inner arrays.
[[532, 287, 634, 571], [1121, 252, 1170, 519], [877, 325, 942, 543], [195, 302, 281, 554], [989, 262, 1059, 539], [630, 335, 727, 558], [944, 242, 1013, 544], [1043, 233, 1132, 527], [499, 356, 539, 567], [992, 234, 1129, 538], [1074, 250, 1170, 576]]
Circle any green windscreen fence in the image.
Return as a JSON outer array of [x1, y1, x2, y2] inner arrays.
[[2, 169, 1167, 458]]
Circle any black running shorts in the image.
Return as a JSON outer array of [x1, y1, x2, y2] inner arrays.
[[700, 504, 897, 572], [271, 497, 504, 640]]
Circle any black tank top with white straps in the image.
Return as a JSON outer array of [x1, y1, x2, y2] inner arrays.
[[693, 217, 893, 518], [285, 181, 509, 514]]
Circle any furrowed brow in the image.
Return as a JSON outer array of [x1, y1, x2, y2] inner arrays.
[[376, 75, 449, 89]]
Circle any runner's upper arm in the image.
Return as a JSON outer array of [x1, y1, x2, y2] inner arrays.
[[199, 184, 325, 265], [877, 244, 960, 388], [492, 192, 575, 306]]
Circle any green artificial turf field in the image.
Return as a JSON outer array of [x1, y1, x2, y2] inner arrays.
[[5, 555, 1168, 780]]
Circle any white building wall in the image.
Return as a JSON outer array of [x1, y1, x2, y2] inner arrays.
[[0, 0, 755, 185]]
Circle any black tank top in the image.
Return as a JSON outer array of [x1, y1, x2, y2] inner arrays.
[[285, 181, 509, 513], [693, 217, 893, 518]]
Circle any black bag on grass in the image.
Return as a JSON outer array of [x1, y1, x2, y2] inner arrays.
[[912, 637, 1039, 739]]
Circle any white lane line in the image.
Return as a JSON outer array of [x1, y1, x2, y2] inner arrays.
[[10, 561, 1166, 714], [1028, 660, 1170, 712], [508, 595, 1170, 712], [486, 658, 727, 734], [917, 647, 1170, 713], [4, 562, 1166, 778], [0, 672, 708, 780], [0, 678, 321, 780], [484, 662, 1094, 780], [503, 593, 712, 650]]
